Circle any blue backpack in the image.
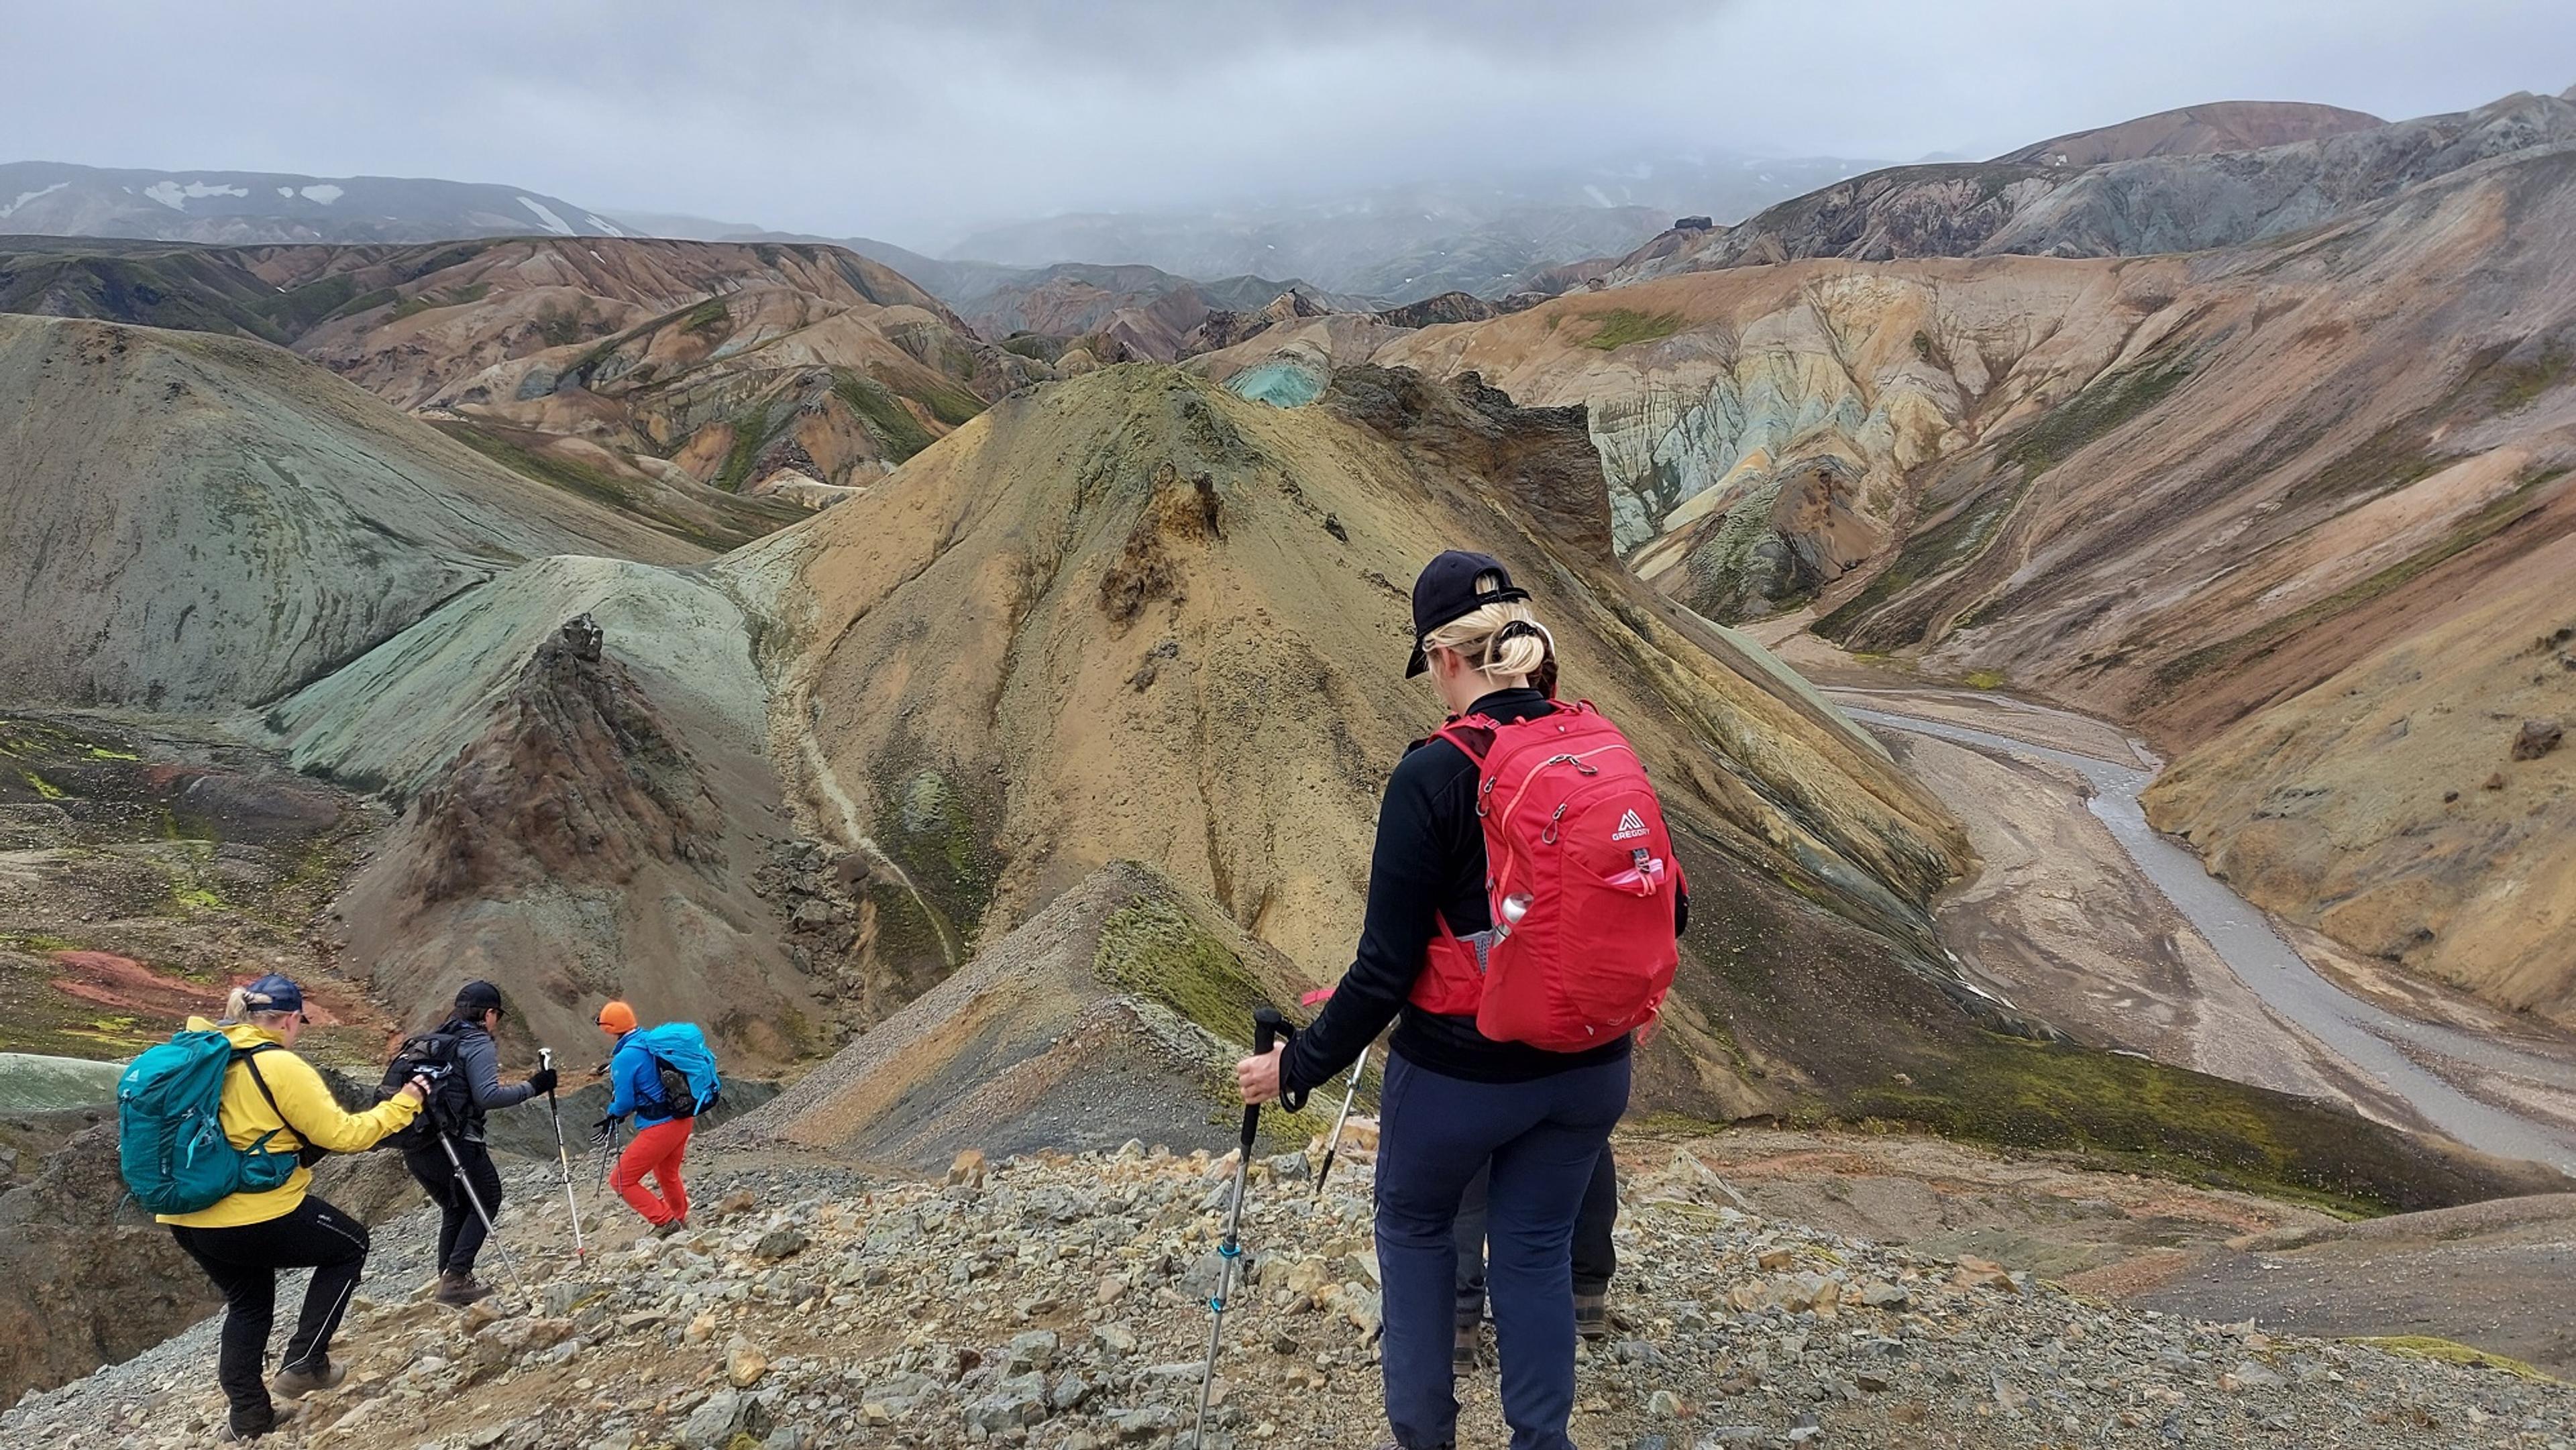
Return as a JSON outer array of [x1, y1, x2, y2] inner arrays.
[[634, 1023, 721, 1118], [118, 1032, 299, 1215]]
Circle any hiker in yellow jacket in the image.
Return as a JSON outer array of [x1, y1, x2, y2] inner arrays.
[[159, 974, 428, 1441]]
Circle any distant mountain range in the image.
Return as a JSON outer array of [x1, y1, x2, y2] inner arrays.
[[1589, 94, 2572, 286], [0, 160, 625, 243], [3, 152, 1886, 313], [934, 156, 1882, 302]]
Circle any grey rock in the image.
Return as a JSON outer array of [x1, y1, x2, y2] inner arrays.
[[963, 1372, 1050, 1433], [681, 1390, 770, 1447], [2228, 1359, 2287, 1390], [1008, 1329, 1059, 1372], [1112, 1404, 1179, 1440]]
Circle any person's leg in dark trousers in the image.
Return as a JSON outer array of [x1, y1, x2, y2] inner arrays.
[[1375, 1051, 1630, 1450], [1572, 1148, 1617, 1331], [271, 1196, 372, 1374], [1452, 1162, 1491, 1331], [169, 1196, 372, 1432], [1467, 1149, 1615, 1318], [172, 1229, 280, 1434], [402, 1144, 466, 1272], [1483, 1060, 1627, 1450], [442, 1139, 503, 1275]]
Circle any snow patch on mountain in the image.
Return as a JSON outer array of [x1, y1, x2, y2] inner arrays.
[[142, 180, 249, 211], [517, 195, 576, 235], [300, 184, 343, 205], [0, 180, 67, 219]]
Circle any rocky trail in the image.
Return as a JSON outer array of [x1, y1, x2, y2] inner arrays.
[[12, 1136, 2571, 1450]]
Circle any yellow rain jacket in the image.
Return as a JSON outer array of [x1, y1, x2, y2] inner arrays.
[[154, 1017, 421, 1229]]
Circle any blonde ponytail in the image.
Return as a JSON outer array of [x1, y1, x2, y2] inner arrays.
[[221, 986, 252, 1023], [1422, 572, 1555, 685]]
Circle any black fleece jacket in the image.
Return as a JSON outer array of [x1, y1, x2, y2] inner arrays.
[[1279, 688, 1686, 1094]]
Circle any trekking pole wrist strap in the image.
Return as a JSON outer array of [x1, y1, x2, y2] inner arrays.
[[1254, 1010, 1309, 1113]]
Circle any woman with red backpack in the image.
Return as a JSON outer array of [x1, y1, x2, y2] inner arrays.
[[1237, 550, 1686, 1450]]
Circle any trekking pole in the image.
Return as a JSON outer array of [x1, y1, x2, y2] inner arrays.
[[1193, 1009, 1306, 1449], [437, 1131, 534, 1306], [1311, 1046, 1369, 1198], [538, 1048, 585, 1261], [595, 1115, 621, 1218], [588, 1060, 618, 1194]]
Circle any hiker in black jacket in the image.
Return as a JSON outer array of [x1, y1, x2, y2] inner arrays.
[[1237, 552, 1686, 1450], [399, 980, 555, 1306]]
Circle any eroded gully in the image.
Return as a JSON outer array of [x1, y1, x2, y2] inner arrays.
[[1832, 692, 2576, 1174]]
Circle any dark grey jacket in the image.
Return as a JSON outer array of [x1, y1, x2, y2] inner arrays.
[[452, 1023, 536, 1143]]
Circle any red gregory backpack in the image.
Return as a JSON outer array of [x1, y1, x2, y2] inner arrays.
[[1411, 702, 1683, 1050]]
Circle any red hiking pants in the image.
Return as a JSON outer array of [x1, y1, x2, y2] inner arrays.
[[613, 1117, 692, 1226]]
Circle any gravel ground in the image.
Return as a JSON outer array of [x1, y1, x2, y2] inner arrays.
[[9, 1139, 2571, 1449]]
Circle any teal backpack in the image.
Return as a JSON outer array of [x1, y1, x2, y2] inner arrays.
[[634, 1022, 721, 1118], [117, 1031, 300, 1215]]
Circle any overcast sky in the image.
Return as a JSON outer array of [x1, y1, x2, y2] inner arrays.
[[6, 0, 2571, 247]]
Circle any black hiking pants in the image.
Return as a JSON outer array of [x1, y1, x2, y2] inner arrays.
[[403, 1136, 503, 1276], [168, 1194, 370, 1436]]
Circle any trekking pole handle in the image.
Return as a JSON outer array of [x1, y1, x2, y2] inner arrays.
[[1252, 1008, 1309, 1115]]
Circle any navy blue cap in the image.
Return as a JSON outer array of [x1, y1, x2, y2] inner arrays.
[[455, 979, 504, 1015], [1405, 550, 1529, 677], [240, 973, 307, 1019]]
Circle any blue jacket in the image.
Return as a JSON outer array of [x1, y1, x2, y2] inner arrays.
[[604, 1032, 674, 1127]]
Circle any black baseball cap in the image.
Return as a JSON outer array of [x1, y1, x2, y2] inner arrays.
[[1405, 550, 1529, 677], [455, 980, 505, 1015]]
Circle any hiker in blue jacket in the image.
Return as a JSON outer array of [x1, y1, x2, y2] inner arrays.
[[592, 1000, 692, 1235]]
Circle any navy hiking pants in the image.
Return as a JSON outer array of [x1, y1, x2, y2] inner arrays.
[[1375, 1048, 1629, 1450]]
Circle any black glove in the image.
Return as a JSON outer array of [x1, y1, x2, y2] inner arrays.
[[527, 1067, 559, 1097], [592, 1114, 617, 1145]]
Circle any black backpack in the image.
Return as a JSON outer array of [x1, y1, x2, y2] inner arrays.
[[378, 1023, 476, 1148]]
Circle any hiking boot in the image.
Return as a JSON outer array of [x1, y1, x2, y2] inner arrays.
[[269, 1356, 345, 1398], [651, 1215, 692, 1239], [229, 1401, 301, 1441], [1574, 1290, 1609, 1341], [434, 1270, 494, 1308]]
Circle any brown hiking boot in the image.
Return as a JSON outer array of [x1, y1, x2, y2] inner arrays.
[[651, 1215, 692, 1239], [1574, 1290, 1609, 1341], [434, 1270, 494, 1308], [269, 1357, 345, 1398]]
